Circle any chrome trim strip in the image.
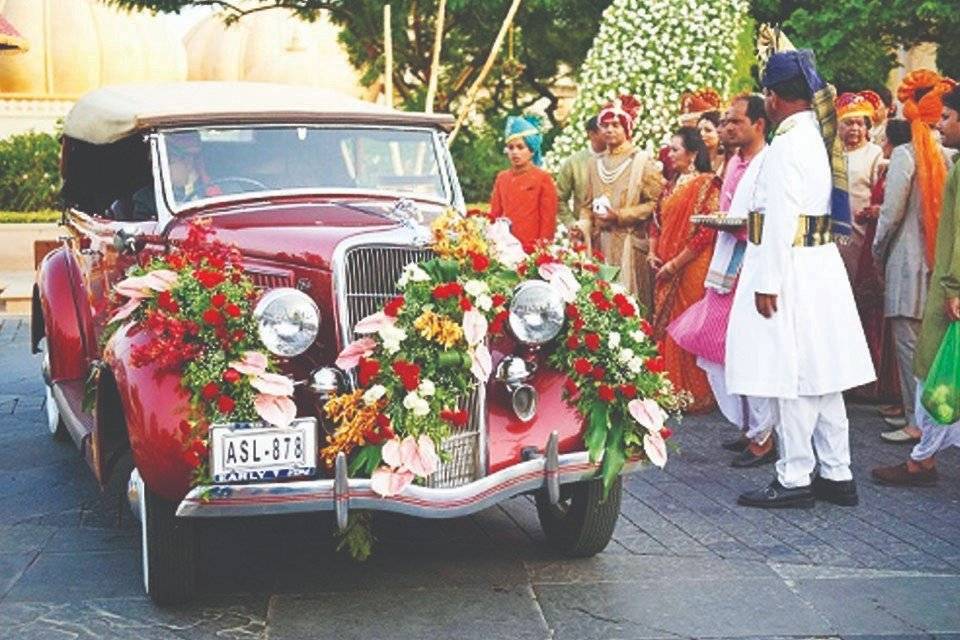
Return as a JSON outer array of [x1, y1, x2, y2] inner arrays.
[[176, 453, 647, 519]]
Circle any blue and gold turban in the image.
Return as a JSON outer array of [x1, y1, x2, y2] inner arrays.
[[504, 115, 543, 166]]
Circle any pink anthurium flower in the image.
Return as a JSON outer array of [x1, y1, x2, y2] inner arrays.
[[114, 270, 179, 299], [370, 466, 415, 497], [229, 351, 269, 376], [253, 394, 297, 428], [643, 431, 668, 468], [335, 337, 377, 370], [485, 220, 526, 268], [538, 262, 580, 303], [381, 438, 402, 468], [470, 344, 493, 383], [250, 371, 295, 397], [399, 435, 439, 478], [462, 309, 488, 347], [353, 311, 397, 335], [109, 298, 142, 323], [628, 398, 666, 434]]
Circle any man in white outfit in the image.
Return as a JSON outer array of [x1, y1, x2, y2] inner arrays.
[[726, 50, 876, 508]]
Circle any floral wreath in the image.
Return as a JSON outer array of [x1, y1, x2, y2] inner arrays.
[[106, 212, 684, 556]]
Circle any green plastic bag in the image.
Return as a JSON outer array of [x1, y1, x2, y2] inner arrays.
[[921, 322, 960, 425]]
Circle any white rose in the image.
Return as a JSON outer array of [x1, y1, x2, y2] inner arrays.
[[475, 294, 493, 312], [629, 330, 647, 343], [628, 356, 644, 374], [379, 324, 407, 354], [362, 384, 386, 406], [464, 279, 489, 297], [398, 263, 430, 288], [608, 332, 621, 349], [403, 391, 430, 417], [418, 379, 436, 397], [618, 347, 635, 364]]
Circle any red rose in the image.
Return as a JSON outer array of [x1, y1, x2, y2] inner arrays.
[[619, 383, 637, 399], [202, 382, 219, 400], [645, 355, 666, 373], [178, 420, 192, 437], [191, 439, 208, 456], [470, 252, 490, 272], [617, 302, 636, 318], [573, 358, 592, 375], [589, 290, 607, 305], [384, 296, 405, 317], [166, 254, 186, 270], [225, 303, 242, 318], [517, 263, 528, 276], [584, 333, 601, 352], [583, 263, 599, 273], [202, 308, 223, 326], [459, 296, 473, 311], [572, 242, 587, 253], [490, 310, 509, 334], [211, 293, 227, 308], [573, 317, 586, 331], [195, 270, 226, 289], [358, 357, 381, 386], [640, 319, 653, 336], [563, 377, 579, 396], [217, 395, 236, 414], [223, 368, 241, 384], [440, 408, 469, 427], [432, 282, 464, 300], [660, 427, 673, 440], [231, 329, 246, 342], [182, 450, 201, 468], [392, 360, 421, 391], [598, 384, 615, 402], [491, 293, 507, 308], [592, 249, 605, 261], [157, 290, 180, 314], [566, 334, 579, 350], [535, 253, 553, 266], [565, 304, 580, 319], [591, 365, 605, 381]]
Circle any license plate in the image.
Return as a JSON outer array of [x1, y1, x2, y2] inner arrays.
[[209, 418, 317, 483]]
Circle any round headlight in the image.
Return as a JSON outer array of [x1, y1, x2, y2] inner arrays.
[[508, 280, 565, 345], [253, 288, 320, 357]]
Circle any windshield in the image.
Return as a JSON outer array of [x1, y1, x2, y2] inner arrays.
[[160, 126, 448, 209]]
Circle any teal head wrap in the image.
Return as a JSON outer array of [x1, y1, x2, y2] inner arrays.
[[504, 115, 543, 166]]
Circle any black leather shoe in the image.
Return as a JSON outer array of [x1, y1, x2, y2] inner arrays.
[[737, 480, 815, 509], [730, 445, 777, 468], [721, 436, 750, 452], [812, 476, 859, 506]]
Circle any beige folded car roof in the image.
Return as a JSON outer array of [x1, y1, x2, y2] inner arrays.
[[64, 82, 455, 145]]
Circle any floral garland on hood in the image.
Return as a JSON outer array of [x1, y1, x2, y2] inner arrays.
[[326, 210, 685, 498], [104, 220, 298, 481]]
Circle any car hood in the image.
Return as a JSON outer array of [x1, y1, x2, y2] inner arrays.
[[165, 197, 426, 269]]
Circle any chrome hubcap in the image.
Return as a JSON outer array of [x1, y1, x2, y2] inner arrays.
[[39, 339, 60, 435]]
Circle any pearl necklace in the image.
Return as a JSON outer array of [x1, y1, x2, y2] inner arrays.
[[596, 154, 633, 185]]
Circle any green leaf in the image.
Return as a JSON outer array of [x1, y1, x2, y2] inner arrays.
[[584, 402, 609, 463], [597, 264, 620, 282], [438, 350, 468, 369], [600, 420, 626, 497], [348, 445, 383, 477], [422, 258, 461, 282]]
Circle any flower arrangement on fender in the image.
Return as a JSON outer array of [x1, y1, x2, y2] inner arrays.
[[104, 220, 297, 478], [326, 211, 685, 498]]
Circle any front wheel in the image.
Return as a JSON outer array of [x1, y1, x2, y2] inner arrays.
[[140, 481, 196, 605], [535, 476, 622, 557], [38, 338, 68, 441]]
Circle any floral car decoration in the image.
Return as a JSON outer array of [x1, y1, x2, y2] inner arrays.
[[104, 211, 684, 556], [325, 209, 684, 497]]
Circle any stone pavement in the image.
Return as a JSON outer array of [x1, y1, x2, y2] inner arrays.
[[0, 313, 959, 639]]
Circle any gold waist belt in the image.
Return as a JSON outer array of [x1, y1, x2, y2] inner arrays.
[[747, 212, 833, 247]]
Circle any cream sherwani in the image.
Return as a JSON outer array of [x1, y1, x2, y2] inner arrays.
[[726, 111, 875, 488]]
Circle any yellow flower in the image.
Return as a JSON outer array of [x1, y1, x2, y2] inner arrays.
[[431, 210, 490, 262], [414, 310, 464, 348], [321, 391, 384, 468]]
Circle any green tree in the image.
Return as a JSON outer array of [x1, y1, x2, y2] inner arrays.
[[0, 131, 61, 211], [751, 1, 960, 91]]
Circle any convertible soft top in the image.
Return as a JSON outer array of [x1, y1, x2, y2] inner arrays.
[[63, 81, 455, 145]]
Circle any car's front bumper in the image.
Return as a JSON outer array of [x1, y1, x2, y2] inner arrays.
[[145, 433, 646, 527]]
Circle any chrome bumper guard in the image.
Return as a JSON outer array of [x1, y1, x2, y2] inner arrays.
[[175, 432, 646, 527]]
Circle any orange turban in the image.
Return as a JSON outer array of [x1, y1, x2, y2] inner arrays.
[[898, 69, 958, 267]]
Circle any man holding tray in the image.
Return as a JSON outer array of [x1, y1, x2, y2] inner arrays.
[[727, 51, 875, 509]]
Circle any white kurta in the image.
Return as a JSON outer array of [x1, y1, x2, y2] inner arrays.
[[725, 111, 875, 399]]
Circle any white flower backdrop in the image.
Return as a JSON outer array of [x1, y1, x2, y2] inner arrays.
[[544, 0, 749, 170]]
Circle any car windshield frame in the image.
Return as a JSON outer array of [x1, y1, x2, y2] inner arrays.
[[157, 123, 453, 214]]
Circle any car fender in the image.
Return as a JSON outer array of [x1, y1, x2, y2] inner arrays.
[[35, 246, 88, 381], [104, 323, 195, 502]]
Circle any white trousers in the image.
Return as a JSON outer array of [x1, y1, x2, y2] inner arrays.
[[699, 358, 777, 443], [775, 393, 852, 488], [911, 379, 960, 461]]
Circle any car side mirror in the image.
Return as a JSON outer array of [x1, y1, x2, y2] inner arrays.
[[113, 228, 144, 255]]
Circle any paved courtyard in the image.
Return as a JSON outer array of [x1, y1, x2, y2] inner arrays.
[[1, 313, 959, 639]]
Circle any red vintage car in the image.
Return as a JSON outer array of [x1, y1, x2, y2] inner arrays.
[[34, 82, 644, 605]]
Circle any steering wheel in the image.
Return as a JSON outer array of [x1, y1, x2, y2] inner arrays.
[[214, 176, 270, 194]]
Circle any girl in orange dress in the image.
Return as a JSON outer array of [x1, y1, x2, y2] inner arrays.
[[648, 127, 721, 413]]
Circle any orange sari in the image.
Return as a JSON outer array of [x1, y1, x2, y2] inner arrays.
[[652, 173, 720, 413]]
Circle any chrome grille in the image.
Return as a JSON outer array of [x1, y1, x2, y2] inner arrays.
[[343, 245, 434, 339], [341, 244, 485, 486]]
